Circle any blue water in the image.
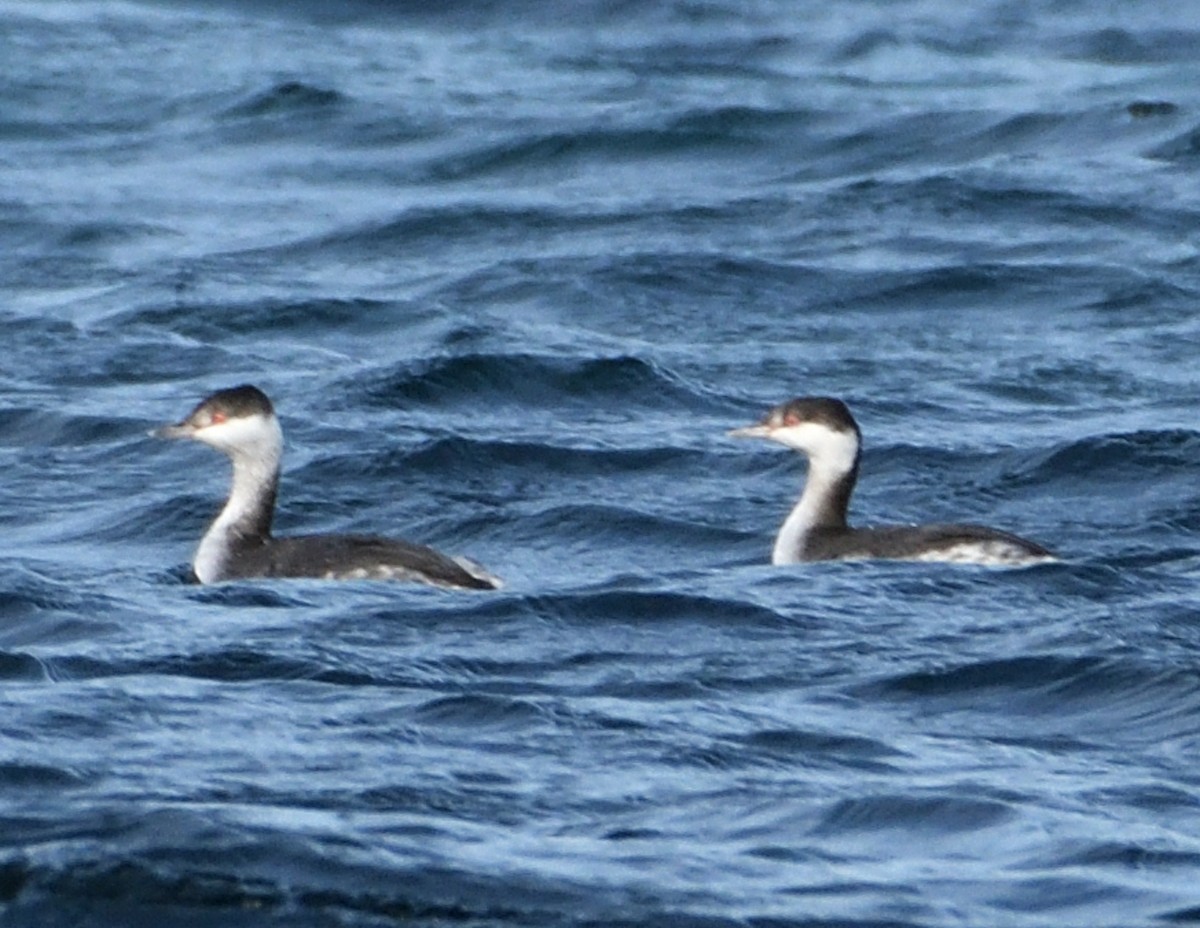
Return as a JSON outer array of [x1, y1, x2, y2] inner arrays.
[[4, 1, 1200, 925]]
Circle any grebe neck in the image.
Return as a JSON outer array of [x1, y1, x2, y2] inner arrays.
[[193, 417, 282, 583], [774, 453, 858, 565]]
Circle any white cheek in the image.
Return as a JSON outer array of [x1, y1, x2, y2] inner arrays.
[[197, 415, 278, 452], [774, 424, 858, 470]]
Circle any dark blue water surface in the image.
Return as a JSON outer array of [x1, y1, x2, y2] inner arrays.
[[4, 1, 1200, 925]]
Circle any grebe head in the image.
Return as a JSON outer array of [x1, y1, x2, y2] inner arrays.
[[153, 384, 282, 459], [730, 396, 861, 475]]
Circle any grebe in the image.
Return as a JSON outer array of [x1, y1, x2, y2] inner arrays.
[[730, 397, 1054, 566], [153, 384, 500, 589]]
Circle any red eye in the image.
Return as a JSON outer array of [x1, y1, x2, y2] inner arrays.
[[210, 412, 227, 425], [784, 413, 800, 427]]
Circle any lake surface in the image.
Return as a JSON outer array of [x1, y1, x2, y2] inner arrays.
[[3, 1, 1200, 925]]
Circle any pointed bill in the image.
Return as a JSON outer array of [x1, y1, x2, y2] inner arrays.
[[150, 421, 195, 440], [728, 423, 772, 439]]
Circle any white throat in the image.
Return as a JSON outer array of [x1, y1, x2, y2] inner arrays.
[[192, 414, 284, 583], [769, 423, 859, 565]]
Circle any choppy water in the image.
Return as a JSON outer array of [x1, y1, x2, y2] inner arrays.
[[4, 1, 1200, 925]]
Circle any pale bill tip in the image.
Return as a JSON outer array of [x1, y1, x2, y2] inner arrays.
[[151, 422, 192, 440]]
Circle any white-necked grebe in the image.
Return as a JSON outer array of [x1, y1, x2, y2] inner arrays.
[[731, 397, 1054, 566], [154, 384, 500, 589]]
